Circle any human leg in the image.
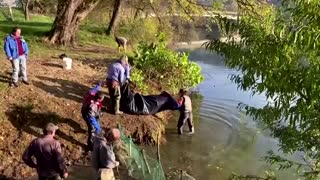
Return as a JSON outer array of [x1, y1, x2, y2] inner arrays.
[[187, 112, 194, 134], [177, 112, 188, 135], [11, 59, 20, 84], [19, 55, 28, 82]]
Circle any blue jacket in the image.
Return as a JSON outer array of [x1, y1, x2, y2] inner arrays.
[[107, 61, 126, 85], [4, 34, 29, 59]]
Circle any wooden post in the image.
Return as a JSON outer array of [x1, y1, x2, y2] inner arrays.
[[157, 132, 161, 162], [129, 136, 132, 157], [141, 149, 151, 174]]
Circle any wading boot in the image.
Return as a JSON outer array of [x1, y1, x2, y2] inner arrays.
[[114, 99, 123, 115], [187, 127, 195, 135]]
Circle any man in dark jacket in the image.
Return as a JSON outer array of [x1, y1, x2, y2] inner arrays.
[[4, 27, 29, 87], [92, 128, 120, 180], [82, 90, 104, 151], [22, 123, 68, 180]]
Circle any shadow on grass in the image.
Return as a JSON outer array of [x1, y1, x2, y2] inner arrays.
[[41, 62, 63, 69], [5, 104, 86, 148]]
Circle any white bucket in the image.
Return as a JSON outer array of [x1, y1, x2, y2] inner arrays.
[[62, 57, 72, 70]]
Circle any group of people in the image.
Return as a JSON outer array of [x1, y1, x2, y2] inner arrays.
[[4, 27, 195, 180]]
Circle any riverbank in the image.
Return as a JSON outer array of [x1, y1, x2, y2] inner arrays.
[[0, 44, 173, 179]]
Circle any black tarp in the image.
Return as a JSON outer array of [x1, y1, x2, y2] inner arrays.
[[120, 83, 179, 115]]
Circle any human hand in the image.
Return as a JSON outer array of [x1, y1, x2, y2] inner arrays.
[[63, 172, 68, 178], [8, 57, 12, 60], [115, 161, 120, 167]]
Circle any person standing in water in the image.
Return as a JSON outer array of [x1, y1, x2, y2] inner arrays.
[[177, 89, 194, 135]]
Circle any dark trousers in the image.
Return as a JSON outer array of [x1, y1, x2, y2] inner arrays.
[[38, 176, 59, 180], [177, 111, 193, 134], [81, 111, 95, 151]]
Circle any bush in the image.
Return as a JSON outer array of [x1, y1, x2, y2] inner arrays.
[[131, 33, 204, 93]]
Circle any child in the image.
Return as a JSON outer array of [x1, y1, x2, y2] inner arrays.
[[59, 53, 72, 70], [177, 89, 194, 135], [81, 90, 104, 151]]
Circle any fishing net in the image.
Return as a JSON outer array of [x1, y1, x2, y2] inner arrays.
[[114, 127, 166, 180]]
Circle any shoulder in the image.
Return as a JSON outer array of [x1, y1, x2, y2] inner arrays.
[[4, 35, 12, 41]]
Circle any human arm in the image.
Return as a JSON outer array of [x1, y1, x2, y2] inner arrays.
[[4, 37, 12, 60], [22, 140, 37, 168], [177, 96, 184, 107], [99, 143, 119, 169], [54, 142, 68, 178], [89, 82, 102, 95], [125, 64, 130, 80]]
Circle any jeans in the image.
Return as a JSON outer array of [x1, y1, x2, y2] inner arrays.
[[11, 55, 27, 83], [82, 111, 98, 151]]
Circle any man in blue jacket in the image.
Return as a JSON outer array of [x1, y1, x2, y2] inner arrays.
[[4, 27, 29, 87], [106, 55, 130, 115]]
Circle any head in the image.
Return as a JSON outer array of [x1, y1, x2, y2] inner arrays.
[[43, 123, 58, 136], [104, 128, 121, 142], [93, 92, 104, 102], [59, 54, 67, 59], [12, 27, 21, 37], [119, 55, 128, 66], [179, 88, 188, 96]]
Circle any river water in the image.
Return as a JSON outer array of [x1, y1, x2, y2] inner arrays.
[[62, 48, 300, 180], [148, 48, 299, 180]]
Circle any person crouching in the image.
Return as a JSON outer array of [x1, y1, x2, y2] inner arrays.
[[81, 92, 104, 151], [92, 128, 121, 180], [177, 89, 194, 135]]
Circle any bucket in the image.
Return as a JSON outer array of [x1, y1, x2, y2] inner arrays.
[[63, 57, 72, 70]]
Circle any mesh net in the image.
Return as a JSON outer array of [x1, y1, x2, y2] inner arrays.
[[116, 127, 166, 180]]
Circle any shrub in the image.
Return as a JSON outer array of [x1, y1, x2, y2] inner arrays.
[[131, 33, 204, 93]]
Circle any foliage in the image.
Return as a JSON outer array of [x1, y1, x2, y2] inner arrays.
[[132, 33, 203, 93], [116, 18, 161, 46], [205, 0, 320, 179]]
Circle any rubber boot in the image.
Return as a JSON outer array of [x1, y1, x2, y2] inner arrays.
[[178, 127, 183, 135], [114, 99, 123, 115], [188, 127, 195, 135]]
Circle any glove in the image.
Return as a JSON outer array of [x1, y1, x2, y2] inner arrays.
[[115, 161, 120, 167]]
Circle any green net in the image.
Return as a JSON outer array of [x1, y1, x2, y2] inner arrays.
[[117, 127, 166, 180]]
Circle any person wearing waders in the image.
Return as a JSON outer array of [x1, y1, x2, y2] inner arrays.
[[177, 89, 194, 135], [106, 55, 130, 115], [82, 89, 104, 151], [92, 128, 120, 180]]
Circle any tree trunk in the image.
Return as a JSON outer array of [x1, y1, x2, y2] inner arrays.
[[48, 0, 100, 46], [8, 6, 14, 21], [106, 0, 123, 35], [22, 0, 31, 21]]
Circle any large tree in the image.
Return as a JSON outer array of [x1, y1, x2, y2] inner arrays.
[[48, 0, 100, 45], [206, 0, 320, 178], [106, 0, 123, 35]]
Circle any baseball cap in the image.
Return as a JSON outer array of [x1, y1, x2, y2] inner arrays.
[[45, 123, 59, 132]]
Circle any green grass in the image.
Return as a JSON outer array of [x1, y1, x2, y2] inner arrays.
[[0, 8, 118, 57]]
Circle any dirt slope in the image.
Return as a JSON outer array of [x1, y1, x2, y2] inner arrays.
[[0, 46, 171, 179]]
